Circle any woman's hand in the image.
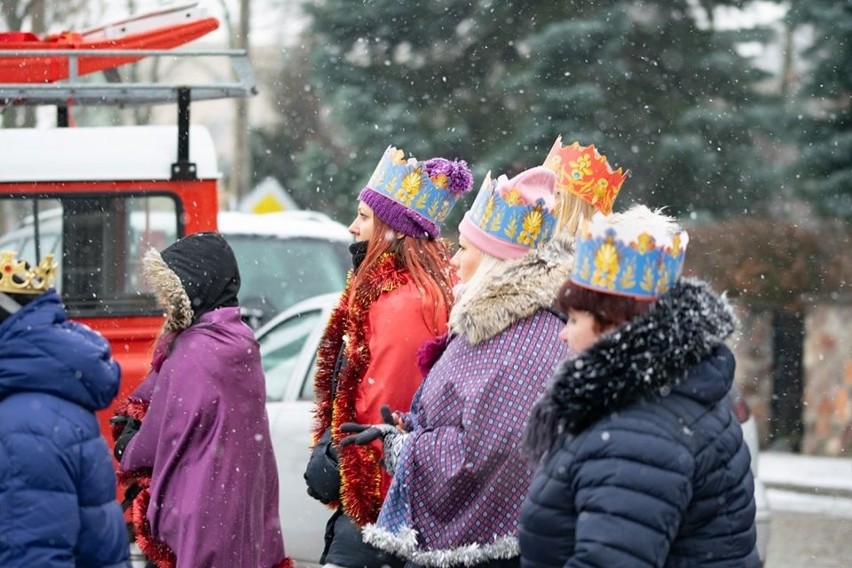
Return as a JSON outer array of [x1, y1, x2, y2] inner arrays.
[[338, 405, 408, 475], [339, 404, 400, 447]]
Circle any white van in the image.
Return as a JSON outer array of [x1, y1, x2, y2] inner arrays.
[[218, 211, 352, 328]]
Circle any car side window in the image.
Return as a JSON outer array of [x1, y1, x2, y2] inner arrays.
[[299, 355, 319, 401], [259, 309, 322, 402]]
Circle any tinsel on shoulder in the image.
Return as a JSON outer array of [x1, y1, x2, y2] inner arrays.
[[311, 251, 409, 526]]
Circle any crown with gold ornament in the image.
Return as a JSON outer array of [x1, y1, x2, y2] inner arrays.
[[459, 166, 558, 260], [0, 250, 57, 295], [359, 146, 473, 238], [543, 136, 628, 215], [571, 206, 688, 299]]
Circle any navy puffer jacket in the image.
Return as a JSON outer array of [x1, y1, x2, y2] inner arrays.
[[520, 280, 760, 568], [0, 291, 129, 567]]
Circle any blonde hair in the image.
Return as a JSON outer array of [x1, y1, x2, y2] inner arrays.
[[555, 192, 597, 237], [450, 252, 506, 316]]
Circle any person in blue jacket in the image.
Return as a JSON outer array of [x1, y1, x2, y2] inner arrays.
[[520, 206, 760, 567], [0, 250, 129, 568]]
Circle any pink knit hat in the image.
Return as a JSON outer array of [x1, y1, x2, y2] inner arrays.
[[458, 166, 558, 260]]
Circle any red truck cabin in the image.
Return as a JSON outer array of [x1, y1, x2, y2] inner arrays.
[[0, 125, 219, 444]]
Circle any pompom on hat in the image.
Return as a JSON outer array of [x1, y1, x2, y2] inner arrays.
[[458, 166, 558, 260], [358, 146, 474, 239], [571, 205, 688, 299]]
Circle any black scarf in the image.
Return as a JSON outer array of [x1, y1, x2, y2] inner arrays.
[[349, 240, 369, 272]]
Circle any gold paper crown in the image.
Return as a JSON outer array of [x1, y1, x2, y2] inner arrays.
[[543, 136, 628, 215], [0, 250, 57, 295]]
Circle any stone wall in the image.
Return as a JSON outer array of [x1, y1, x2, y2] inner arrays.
[[802, 304, 852, 455], [728, 304, 774, 444], [728, 302, 852, 456]]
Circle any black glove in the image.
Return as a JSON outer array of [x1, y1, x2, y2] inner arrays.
[[304, 428, 341, 504], [120, 482, 143, 513], [338, 422, 398, 447], [338, 405, 398, 447], [110, 415, 141, 461], [339, 405, 407, 475]]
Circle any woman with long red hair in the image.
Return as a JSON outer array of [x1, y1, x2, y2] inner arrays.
[[305, 146, 473, 568]]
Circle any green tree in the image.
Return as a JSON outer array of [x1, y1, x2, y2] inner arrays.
[[301, 0, 561, 211], [510, 1, 784, 217], [249, 39, 352, 216], [295, 0, 783, 219], [790, 1, 852, 219]]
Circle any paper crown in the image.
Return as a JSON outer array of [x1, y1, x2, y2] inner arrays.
[[571, 206, 688, 299], [544, 136, 628, 215], [460, 166, 558, 259], [360, 146, 473, 238], [0, 250, 57, 295]]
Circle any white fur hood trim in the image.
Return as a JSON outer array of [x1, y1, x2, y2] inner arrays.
[[449, 238, 573, 345]]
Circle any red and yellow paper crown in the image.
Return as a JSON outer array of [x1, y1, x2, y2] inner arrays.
[[0, 250, 57, 295], [543, 136, 628, 215]]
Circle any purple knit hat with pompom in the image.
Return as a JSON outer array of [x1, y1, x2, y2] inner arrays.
[[359, 150, 474, 239]]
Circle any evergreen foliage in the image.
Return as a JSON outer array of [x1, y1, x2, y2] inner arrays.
[[790, 1, 852, 219], [257, 0, 783, 221]]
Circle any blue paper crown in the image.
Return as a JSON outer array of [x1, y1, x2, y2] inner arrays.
[[365, 146, 469, 228], [466, 173, 558, 251], [572, 209, 688, 299]]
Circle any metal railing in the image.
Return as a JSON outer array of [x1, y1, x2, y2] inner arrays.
[[0, 48, 257, 106]]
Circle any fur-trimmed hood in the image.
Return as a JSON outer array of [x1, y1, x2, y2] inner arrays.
[[449, 238, 573, 345], [142, 233, 240, 332], [143, 248, 193, 332], [525, 278, 737, 459]]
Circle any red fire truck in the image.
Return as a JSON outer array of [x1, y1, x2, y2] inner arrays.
[[0, 3, 256, 449]]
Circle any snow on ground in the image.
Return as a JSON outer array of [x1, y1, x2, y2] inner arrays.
[[768, 489, 852, 519], [760, 452, 852, 518], [760, 452, 852, 494]]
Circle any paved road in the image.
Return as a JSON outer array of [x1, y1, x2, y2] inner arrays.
[[765, 510, 852, 568], [297, 508, 852, 568]]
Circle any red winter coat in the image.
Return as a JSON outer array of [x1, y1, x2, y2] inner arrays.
[[311, 253, 448, 526]]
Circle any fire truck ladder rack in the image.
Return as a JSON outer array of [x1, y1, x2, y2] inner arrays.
[[0, 48, 256, 106], [0, 48, 257, 180]]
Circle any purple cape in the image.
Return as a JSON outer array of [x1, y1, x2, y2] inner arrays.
[[121, 307, 285, 566]]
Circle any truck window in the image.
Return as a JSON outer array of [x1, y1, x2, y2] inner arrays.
[[0, 194, 181, 316]]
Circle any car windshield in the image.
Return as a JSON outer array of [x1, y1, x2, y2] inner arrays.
[[225, 235, 349, 323]]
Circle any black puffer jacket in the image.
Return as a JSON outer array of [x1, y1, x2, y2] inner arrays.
[[520, 279, 760, 568]]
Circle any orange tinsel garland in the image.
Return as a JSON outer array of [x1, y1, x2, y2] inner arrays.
[[311, 252, 408, 526]]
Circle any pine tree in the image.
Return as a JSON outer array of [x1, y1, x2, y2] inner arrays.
[[302, 0, 556, 212], [249, 40, 347, 213], [295, 0, 781, 219], [508, 1, 783, 217], [790, 1, 852, 219]]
